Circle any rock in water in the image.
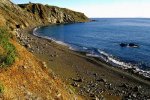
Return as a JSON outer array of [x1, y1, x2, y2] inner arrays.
[[120, 43, 139, 48], [120, 43, 127, 47], [128, 43, 139, 48]]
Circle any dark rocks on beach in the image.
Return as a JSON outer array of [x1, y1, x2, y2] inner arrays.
[[72, 78, 83, 82], [50, 54, 59, 57], [93, 96, 100, 100], [71, 82, 80, 87], [96, 78, 106, 83], [86, 88, 91, 93], [24, 44, 31, 49], [89, 92, 95, 97], [132, 93, 137, 98], [124, 92, 144, 100], [133, 86, 141, 92], [126, 68, 136, 74], [93, 73, 98, 77], [120, 83, 129, 89], [16, 24, 21, 28]]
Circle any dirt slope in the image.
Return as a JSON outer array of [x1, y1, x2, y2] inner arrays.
[[0, 0, 88, 99], [0, 39, 83, 99]]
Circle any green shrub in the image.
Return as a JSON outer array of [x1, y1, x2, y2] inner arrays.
[[0, 27, 17, 67], [0, 83, 4, 93], [5, 53, 15, 65]]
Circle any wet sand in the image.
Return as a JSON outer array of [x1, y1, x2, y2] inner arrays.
[[17, 27, 150, 100]]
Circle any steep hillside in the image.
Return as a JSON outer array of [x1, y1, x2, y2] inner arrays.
[[0, 38, 83, 99], [0, 0, 89, 31], [0, 0, 88, 99], [19, 3, 89, 23], [0, 0, 41, 30]]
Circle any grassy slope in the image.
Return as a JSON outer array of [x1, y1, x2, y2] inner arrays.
[[0, 38, 82, 99], [0, 0, 87, 99], [0, 28, 17, 67]]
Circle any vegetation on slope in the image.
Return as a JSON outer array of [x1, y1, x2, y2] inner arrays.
[[0, 0, 88, 99], [0, 82, 4, 93], [0, 27, 17, 67]]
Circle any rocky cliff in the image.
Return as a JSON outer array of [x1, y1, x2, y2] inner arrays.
[[19, 3, 89, 24], [0, 0, 41, 31], [0, 0, 89, 31]]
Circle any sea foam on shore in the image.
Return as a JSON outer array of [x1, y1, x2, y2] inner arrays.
[[33, 27, 69, 46]]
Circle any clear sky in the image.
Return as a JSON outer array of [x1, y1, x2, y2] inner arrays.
[[11, 0, 150, 18]]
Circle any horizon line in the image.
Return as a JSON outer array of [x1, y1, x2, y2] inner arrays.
[[89, 17, 150, 19]]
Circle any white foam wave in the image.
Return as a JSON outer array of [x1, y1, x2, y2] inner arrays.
[[55, 40, 68, 46], [86, 53, 100, 57], [33, 27, 69, 47], [98, 50, 150, 78], [83, 47, 88, 50], [69, 47, 76, 51], [33, 27, 41, 36]]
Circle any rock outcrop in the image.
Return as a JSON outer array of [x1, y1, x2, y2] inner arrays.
[[0, 0, 89, 31], [19, 3, 89, 24], [120, 43, 139, 48]]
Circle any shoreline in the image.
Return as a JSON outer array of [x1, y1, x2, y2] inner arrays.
[[17, 26, 150, 99], [33, 26, 150, 80]]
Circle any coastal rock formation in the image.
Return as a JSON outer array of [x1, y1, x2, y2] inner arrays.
[[120, 43, 128, 47], [19, 3, 89, 24], [0, 0, 89, 31], [128, 43, 139, 48]]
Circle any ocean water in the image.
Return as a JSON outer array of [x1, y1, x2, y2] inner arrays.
[[35, 18, 150, 77]]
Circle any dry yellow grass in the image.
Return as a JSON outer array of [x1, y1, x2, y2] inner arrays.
[[0, 39, 83, 99]]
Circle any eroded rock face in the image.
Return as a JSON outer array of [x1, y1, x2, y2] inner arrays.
[[0, 1, 89, 31], [19, 3, 89, 24], [0, 0, 40, 30]]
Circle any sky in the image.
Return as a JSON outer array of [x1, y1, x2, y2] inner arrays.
[[11, 0, 150, 18]]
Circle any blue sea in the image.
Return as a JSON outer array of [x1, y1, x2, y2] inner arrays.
[[35, 18, 150, 78]]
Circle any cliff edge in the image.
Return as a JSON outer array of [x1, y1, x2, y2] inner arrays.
[[19, 3, 89, 24], [0, 0, 89, 30]]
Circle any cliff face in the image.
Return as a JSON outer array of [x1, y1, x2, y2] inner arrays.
[[0, 0, 40, 30], [0, 0, 89, 30], [19, 3, 89, 24]]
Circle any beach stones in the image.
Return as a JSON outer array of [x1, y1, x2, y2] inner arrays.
[[72, 78, 83, 82], [120, 83, 129, 89], [133, 86, 142, 92], [96, 78, 107, 83], [71, 82, 80, 87]]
